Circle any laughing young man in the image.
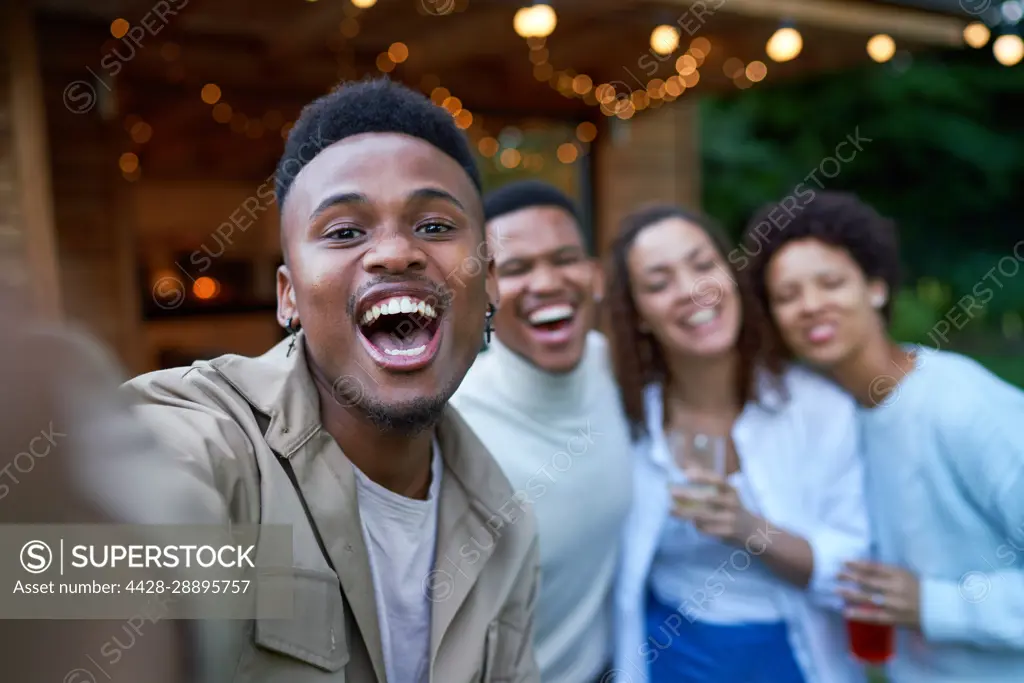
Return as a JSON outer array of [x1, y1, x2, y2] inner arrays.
[[451, 181, 633, 683], [122, 79, 540, 683], [744, 191, 1024, 682]]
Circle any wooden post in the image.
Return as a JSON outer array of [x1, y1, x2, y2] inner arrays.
[[6, 3, 63, 319], [593, 98, 702, 257]]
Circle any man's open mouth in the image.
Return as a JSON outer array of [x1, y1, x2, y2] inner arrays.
[[524, 303, 577, 345], [357, 294, 444, 370]]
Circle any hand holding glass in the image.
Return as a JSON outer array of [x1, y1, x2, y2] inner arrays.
[[842, 547, 895, 665]]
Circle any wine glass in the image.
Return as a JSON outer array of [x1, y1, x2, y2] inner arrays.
[[666, 429, 726, 508]]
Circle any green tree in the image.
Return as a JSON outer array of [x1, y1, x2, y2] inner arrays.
[[700, 49, 1024, 384]]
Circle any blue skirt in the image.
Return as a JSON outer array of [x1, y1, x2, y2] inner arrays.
[[645, 591, 807, 683]]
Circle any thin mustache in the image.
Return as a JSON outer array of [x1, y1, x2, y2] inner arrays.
[[346, 276, 454, 317]]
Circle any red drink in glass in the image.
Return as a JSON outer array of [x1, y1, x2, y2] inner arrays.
[[846, 612, 894, 665]]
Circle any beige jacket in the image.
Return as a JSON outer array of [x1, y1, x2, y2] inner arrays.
[[121, 335, 541, 683]]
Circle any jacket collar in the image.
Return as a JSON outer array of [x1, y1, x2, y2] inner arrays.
[[208, 331, 514, 517]]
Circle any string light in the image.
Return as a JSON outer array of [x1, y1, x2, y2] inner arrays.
[[478, 137, 500, 157], [964, 22, 991, 48], [212, 102, 233, 124], [556, 143, 578, 164], [193, 276, 220, 300], [500, 148, 522, 169], [119, 152, 139, 173], [867, 34, 896, 63], [745, 61, 768, 82], [513, 4, 557, 39], [388, 42, 409, 63], [376, 53, 396, 72], [576, 122, 597, 142], [993, 33, 1024, 66], [572, 75, 593, 94], [127, 0, 621, 182], [690, 37, 711, 56], [519, 34, 704, 127], [722, 57, 744, 79], [110, 18, 129, 39], [130, 121, 153, 143], [650, 25, 680, 55], [677, 54, 698, 76], [201, 84, 222, 105], [766, 26, 802, 62]]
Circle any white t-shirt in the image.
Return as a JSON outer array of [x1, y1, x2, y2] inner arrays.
[[353, 442, 442, 683], [650, 467, 784, 624]]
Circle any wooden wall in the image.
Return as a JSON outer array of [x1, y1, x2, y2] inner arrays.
[[594, 100, 702, 254], [41, 74, 144, 369], [2, 5, 63, 317], [132, 180, 283, 371], [0, 26, 19, 294]]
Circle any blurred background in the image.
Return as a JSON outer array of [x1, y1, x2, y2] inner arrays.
[[1, 0, 1021, 388]]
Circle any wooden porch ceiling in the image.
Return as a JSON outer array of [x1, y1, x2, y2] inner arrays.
[[36, 0, 970, 106], [33, 0, 969, 180]]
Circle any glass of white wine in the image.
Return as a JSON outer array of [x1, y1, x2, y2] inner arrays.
[[667, 429, 726, 511]]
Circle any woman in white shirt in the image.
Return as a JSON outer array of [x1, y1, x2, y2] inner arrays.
[[604, 205, 870, 683]]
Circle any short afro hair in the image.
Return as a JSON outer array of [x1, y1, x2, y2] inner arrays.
[[483, 180, 580, 224], [274, 77, 481, 209], [742, 190, 902, 323]]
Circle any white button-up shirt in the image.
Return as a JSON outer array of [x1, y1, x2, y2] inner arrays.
[[612, 365, 871, 683]]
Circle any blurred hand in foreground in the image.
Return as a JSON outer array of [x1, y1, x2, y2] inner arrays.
[[0, 287, 192, 683]]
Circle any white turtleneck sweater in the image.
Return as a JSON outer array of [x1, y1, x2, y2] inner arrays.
[[451, 331, 633, 683]]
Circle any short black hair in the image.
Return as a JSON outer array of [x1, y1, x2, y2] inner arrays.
[[274, 77, 482, 209], [743, 190, 902, 323], [483, 180, 580, 224]]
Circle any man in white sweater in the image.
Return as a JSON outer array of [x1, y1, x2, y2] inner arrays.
[[451, 181, 633, 683]]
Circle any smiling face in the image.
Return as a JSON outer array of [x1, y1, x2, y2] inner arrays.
[[764, 237, 887, 368], [277, 133, 497, 432], [626, 217, 741, 360], [487, 205, 599, 373]]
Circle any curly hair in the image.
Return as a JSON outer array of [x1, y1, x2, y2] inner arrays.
[[742, 191, 902, 363], [603, 204, 782, 441]]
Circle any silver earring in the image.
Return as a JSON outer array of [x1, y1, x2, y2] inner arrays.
[[286, 317, 301, 356], [484, 304, 495, 345]]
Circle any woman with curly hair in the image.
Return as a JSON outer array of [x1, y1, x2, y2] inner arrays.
[[743, 190, 1024, 682], [607, 205, 869, 683]]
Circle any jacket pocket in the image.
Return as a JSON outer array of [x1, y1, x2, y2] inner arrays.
[[252, 567, 350, 673], [480, 619, 499, 683]]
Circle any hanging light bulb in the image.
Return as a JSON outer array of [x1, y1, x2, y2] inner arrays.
[[867, 34, 896, 63], [1002, 1, 1024, 24], [650, 25, 680, 55], [766, 26, 802, 63], [514, 3, 557, 39], [351, 0, 377, 8], [993, 33, 1024, 66], [964, 22, 991, 48]]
